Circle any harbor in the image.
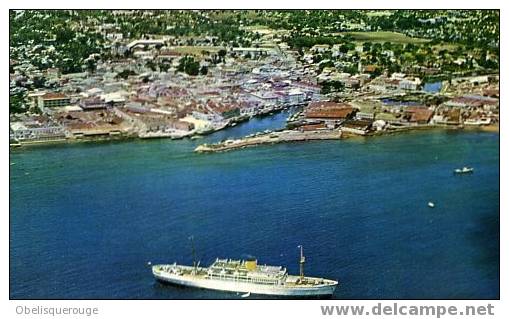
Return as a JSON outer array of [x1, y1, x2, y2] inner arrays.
[[8, 9, 500, 302], [9, 127, 499, 299]]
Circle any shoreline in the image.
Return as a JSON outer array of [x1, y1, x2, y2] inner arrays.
[[194, 124, 495, 154], [9, 104, 301, 150], [464, 124, 499, 133], [10, 134, 139, 150], [10, 122, 498, 152]]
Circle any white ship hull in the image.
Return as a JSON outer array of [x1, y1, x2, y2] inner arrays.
[[153, 267, 337, 297]]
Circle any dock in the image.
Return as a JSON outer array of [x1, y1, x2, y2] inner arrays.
[[194, 129, 343, 153]]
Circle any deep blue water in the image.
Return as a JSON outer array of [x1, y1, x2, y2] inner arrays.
[[10, 112, 499, 299]]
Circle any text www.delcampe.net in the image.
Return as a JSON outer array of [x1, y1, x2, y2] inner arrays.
[[320, 303, 495, 318]]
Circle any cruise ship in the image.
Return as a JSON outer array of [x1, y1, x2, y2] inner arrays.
[[152, 246, 338, 297]]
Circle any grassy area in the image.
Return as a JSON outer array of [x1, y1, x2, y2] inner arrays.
[[170, 46, 223, 56], [242, 25, 270, 31], [431, 43, 460, 52], [340, 31, 430, 44], [352, 100, 399, 121]]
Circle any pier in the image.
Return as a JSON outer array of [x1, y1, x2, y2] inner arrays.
[[194, 129, 343, 153]]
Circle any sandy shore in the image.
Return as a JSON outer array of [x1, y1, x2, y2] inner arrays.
[[462, 124, 499, 133], [480, 124, 499, 132]]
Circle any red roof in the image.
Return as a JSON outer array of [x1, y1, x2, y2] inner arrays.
[[306, 102, 355, 119], [42, 92, 69, 100], [404, 106, 433, 123], [300, 123, 326, 131]]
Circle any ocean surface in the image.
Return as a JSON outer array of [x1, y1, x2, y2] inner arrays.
[[10, 111, 499, 299]]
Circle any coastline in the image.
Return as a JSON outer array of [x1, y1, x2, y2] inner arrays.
[[465, 123, 499, 133], [193, 124, 490, 154], [10, 122, 498, 152], [9, 134, 139, 150], [9, 105, 300, 150]]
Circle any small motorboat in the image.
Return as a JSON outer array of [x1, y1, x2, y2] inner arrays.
[[241, 292, 251, 298], [454, 167, 474, 174], [428, 202, 435, 208]]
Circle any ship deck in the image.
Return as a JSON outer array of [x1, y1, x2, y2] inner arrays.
[[153, 265, 337, 288]]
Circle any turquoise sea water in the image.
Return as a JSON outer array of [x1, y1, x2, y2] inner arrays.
[[9, 113, 499, 299]]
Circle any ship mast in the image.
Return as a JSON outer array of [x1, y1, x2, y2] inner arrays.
[[298, 245, 305, 280], [189, 236, 197, 273]]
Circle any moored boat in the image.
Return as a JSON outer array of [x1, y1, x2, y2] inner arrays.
[[454, 167, 474, 174]]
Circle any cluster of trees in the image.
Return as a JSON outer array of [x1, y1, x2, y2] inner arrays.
[[115, 69, 137, 79], [286, 36, 339, 49], [10, 11, 105, 74], [177, 56, 207, 76], [269, 10, 498, 49], [320, 81, 345, 95], [307, 36, 498, 79], [10, 91, 27, 114], [112, 11, 254, 47], [201, 49, 226, 67]]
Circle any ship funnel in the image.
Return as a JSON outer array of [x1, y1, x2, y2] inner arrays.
[[245, 258, 257, 271]]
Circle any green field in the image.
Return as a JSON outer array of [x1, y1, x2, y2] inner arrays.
[[170, 46, 223, 56], [340, 31, 430, 44]]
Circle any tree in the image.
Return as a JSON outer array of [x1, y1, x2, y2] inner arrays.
[[362, 42, 372, 52], [321, 81, 345, 95], [10, 91, 27, 114], [159, 63, 171, 73], [339, 44, 350, 54], [146, 60, 157, 72], [199, 65, 208, 75], [32, 76, 48, 89], [177, 56, 200, 76], [86, 59, 97, 73], [116, 69, 137, 79], [217, 49, 227, 58]]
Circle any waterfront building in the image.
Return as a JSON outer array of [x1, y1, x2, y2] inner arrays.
[[38, 92, 71, 110], [356, 112, 375, 120], [445, 95, 499, 109], [340, 119, 373, 135], [305, 101, 356, 120], [10, 119, 66, 142], [403, 107, 434, 124], [249, 92, 280, 104], [287, 89, 306, 104]]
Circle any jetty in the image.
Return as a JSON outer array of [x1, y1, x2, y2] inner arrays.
[[194, 129, 342, 153]]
